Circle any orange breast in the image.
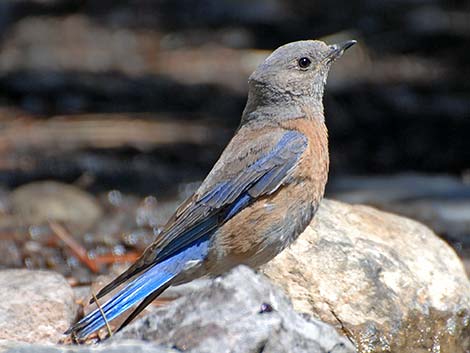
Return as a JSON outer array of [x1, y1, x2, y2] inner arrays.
[[280, 113, 329, 201]]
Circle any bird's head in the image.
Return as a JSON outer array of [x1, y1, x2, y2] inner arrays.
[[243, 39, 356, 121]]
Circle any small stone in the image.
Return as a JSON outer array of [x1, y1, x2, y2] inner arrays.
[[259, 302, 274, 314], [11, 181, 102, 232], [0, 269, 76, 344]]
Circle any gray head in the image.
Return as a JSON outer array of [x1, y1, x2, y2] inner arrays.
[[242, 39, 356, 122]]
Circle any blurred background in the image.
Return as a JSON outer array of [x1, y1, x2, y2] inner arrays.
[[0, 0, 468, 283]]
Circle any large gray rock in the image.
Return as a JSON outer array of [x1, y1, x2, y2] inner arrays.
[[262, 199, 470, 353], [0, 270, 76, 344], [0, 340, 177, 353], [115, 266, 354, 353]]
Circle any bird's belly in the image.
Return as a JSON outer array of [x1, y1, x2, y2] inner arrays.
[[206, 183, 320, 274]]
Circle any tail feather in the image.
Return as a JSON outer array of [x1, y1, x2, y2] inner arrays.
[[66, 237, 210, 340], [66, 263, 176, 339], [90, 258, 151, 304], [92, 213, 219, 304], [116, 283, 170, 332]]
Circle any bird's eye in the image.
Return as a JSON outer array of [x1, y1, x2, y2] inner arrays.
[[298, 57, 311, 69]]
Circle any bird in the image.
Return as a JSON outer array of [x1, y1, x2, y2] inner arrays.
[[66, 38, 356, 340]]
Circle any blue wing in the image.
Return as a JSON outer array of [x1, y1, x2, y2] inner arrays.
[[94, 130, 308, 301], [156, 130, 308, 260]]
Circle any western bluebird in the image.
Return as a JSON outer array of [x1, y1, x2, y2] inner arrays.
[[66, 39, 356, 340]]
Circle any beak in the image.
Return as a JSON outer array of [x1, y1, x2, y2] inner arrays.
[[326, 40, 357, 62]]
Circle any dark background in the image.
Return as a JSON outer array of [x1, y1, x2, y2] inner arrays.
[[0, 0, 468, 193], [0, 0, 469, 270]]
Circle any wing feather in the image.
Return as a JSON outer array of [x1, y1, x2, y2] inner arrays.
[[94, 129, 307, 300]]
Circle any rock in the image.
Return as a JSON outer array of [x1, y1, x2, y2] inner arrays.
[[11, 181, 102, 232], [0, 269, 75, 344], [329, 174, 470, 276], [261, 199, 470, 353], [115, 266, 354, 353], [0, 340, 178, 353]]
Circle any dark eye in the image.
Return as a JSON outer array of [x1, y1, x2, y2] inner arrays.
[[298, 57, 311, 69]]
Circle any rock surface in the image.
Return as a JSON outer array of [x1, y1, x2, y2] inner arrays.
[[115, 266, 354, 353], [0, 270, 75, 344], [0, 340, 178, 353], [262, 199, 470, 353], [329, 174, 470, 251]]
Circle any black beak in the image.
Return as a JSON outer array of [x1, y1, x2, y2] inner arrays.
[[326, 40, 357, 62]]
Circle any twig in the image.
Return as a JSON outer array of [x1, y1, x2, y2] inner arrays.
[[91, 290, 113, 338], [48, 221, 100, 273], [94, 251, 140, 265]]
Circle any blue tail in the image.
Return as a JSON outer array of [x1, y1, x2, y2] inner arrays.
[[67, 237, 210, 339]]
